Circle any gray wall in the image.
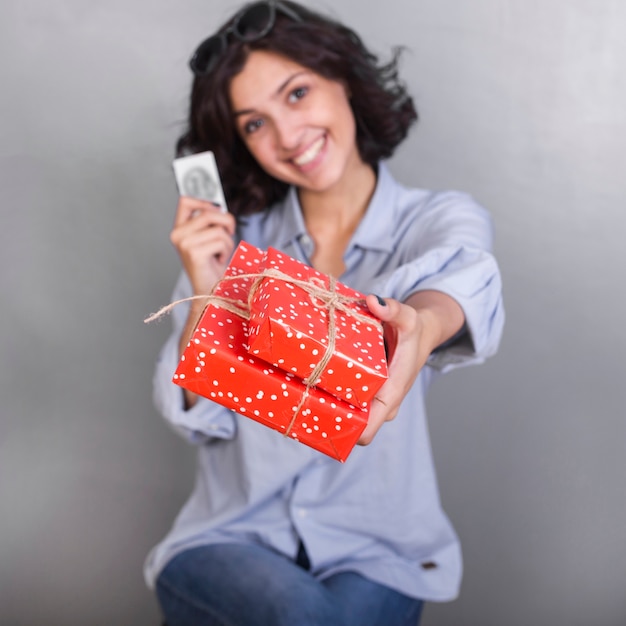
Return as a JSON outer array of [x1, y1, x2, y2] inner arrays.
[[1, 1, 624, 624]]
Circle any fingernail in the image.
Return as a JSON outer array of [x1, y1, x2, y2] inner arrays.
[[375, 295, 387, 306]]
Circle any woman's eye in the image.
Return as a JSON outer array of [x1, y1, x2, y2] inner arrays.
[[288, 86, 308, 103], [243, 118, 264, 134]]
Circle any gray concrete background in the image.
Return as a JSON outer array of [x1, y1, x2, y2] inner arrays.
[[1, 1, 624, 624]]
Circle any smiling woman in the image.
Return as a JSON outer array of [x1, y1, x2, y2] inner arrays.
[[144, 2, 504, 625], [178, 1, 416, 217]]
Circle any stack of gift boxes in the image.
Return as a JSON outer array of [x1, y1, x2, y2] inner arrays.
[[173, 241, 388, 462]]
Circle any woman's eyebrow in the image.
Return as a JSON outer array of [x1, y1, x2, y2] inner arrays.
[[275, 70, 309, 96], [233, 71, 311, 117]]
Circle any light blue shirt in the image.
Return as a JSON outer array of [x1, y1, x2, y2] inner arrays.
[[144, 163, 504, 601]]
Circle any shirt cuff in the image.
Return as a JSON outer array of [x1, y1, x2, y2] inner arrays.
[[374, 245, 505, 372]]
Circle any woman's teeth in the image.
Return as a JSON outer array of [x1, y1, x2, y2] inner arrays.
[[293, 137, 325, 166]]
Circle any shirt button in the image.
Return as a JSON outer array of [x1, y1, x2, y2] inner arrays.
[[297, 508, 308, 518], [300, 235, 311, 247]]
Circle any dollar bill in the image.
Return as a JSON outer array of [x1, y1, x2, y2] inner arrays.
[[172, 150, 228, 212]]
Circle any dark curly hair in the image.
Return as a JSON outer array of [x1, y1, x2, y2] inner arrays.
[[177, 1, 417, 216]]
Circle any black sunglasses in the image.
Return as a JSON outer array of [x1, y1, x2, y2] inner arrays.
[[189, 1, 303, 76]]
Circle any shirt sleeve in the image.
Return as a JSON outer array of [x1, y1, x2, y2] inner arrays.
[[373, 191, 505, 372], [152, 272, 237, 444]]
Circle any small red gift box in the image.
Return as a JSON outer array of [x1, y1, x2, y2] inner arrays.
[[172, 242, 368, 462], [246, 247, 388, 409]]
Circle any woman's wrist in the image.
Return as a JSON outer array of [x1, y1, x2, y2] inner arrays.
[[404, 290, 465, 354]]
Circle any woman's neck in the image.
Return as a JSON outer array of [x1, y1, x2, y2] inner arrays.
[[297, 161, 377, 238], [297, 161, 377, 276]]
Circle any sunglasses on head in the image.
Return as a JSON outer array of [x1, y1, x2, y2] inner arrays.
[[189, 1, 303, 76]]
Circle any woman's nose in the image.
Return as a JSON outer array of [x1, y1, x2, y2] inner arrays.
[[274, 116, 303, 151]]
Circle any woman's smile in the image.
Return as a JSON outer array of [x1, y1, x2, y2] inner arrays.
[[291, 135, 326, 169]]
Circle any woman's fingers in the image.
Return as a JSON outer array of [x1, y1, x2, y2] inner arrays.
[[357, 295, 425, 445], [170, 197, 236, 294], [173, 196, 232, 228], [178, 227, 235, 265], [172, 198, 235, 240]]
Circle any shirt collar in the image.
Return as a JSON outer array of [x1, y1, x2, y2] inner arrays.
[[271, 186, 308, 249], [347, 162, 397, 253]]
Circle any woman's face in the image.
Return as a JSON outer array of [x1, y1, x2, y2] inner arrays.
[[229, 50, 363, 195]]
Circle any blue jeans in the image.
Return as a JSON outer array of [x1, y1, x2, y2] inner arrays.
[[156, 542, 424, 626]]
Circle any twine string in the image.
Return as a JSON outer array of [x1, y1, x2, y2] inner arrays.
[[145, 267, 380, 437]]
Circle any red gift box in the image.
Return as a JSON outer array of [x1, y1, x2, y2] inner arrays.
[[247, 247, 388, 409], [172, 242, 369, 462]]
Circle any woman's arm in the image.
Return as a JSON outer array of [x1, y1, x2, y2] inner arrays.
[[358, 291, 465, 444]]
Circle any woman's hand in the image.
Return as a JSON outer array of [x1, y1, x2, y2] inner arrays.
[[358, 291, 465, 445], [170, 196, 236, 296]]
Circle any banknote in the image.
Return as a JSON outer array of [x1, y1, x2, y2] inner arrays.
[[172, 150, 228, 212]]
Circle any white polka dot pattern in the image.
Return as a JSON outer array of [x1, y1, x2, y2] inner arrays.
[[247, 247, 388, 408], [171, 242, 369, 462]]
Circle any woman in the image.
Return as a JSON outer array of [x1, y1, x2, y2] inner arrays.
[[145, 2, 504, 625]]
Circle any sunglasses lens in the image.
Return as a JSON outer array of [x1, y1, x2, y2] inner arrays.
[[235, 3, 274, 41], [191, 35, 224, 74], [190, 2, 300, 76]]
